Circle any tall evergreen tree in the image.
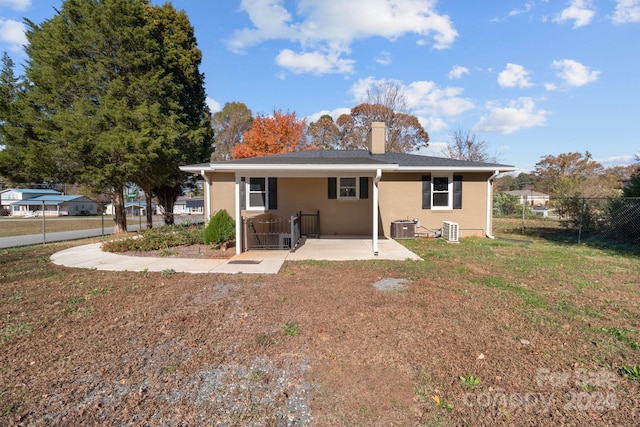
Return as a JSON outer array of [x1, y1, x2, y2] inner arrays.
[[15, 0, 211, 232], [133, 2, 213, 226], [0, 52, 35, 184]]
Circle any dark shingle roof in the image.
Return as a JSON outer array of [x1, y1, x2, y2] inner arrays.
[[372, 152, 510, 168], [211, 150, 387, 165], [205, 149, 513, 169]]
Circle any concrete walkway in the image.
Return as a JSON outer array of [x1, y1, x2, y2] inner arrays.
[[50, 237, 422, 274]]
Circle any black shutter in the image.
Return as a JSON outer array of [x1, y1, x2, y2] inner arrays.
[[359, 177, 369, 199], [422, 175, 431, 209], [240, 177, 246, 210], [328, 177, 337, 199], [453, 175, 462, 209], [268, 177, 278, 210]]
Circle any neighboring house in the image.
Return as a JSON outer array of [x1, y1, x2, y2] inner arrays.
[[181, 122, 516, 255], [10, 195, 98, 217], [173, 196, 204, 215], [104, 201, 149, 216], [504, 190, 550, 207], [1, 188, 62, 214]]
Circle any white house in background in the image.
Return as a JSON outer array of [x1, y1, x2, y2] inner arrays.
[[104, 201, 152, 216], [504, 190, 550, 207], [9, 194, 98, 217], [1, 188, 97, 216], [172, 196, 204, 215], [1, 188, 62, 214]]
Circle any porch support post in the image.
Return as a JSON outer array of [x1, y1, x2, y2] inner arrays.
[[234, 174, 242, 255], [372, 168, 382, 255], [200, 169, 211, 222]]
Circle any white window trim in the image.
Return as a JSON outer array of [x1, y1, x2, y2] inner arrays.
[[431, 173, 453, 210], [338, 176, 359, 200], [246, 177, 268, 211]]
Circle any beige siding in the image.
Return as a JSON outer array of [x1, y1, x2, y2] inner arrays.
[[378, 172, 491, 237], [253, 177, 373, 236], [207, 171, 492, 238], [208, 172, 235, 219]]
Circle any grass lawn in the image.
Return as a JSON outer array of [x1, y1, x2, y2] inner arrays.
[[0, 216, 108, 237], [1, 227, 638, 425]]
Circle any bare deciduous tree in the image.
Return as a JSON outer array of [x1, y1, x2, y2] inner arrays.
[[364, 80, 408, 115], [443, 128, 492, 162]]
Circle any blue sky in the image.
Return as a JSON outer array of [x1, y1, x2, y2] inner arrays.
[[1, 0, 639, 172]]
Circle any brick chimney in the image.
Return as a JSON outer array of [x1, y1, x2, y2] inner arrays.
[[367, 122, 386, 154]]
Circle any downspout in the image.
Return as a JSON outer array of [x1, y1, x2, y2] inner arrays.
[[372, 168, 382, 255], [486, 170, 500, 239]]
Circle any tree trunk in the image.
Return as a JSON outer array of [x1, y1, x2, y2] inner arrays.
[[153, 184, 182, 225], [145, 192, 153, 229], [112, 185, 127, 234]]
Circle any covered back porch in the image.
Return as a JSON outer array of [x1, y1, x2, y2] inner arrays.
[[229, 169, 387, 255]]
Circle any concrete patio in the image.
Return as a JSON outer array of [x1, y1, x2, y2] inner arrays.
[[50, 237, 422, 274]]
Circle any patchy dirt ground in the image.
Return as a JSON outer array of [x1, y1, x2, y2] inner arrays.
[[1, 237, 639, 426]]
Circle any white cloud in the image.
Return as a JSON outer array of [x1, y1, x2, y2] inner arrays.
[[306, 107, 351, 123], [406, 80, 475, 117], [0, 0, 31, 11], [612, 0, 640, 23], [553, 0, 596, 28], [415, 116, 448, 133], [348, 77, 474, 133], [375, 51, 392, 66], [276, 48, 354, 75], [544, 82, 557, 91], [509, 1, 535, 17], [206, 97, 221, 113], [473, 97, 549, 134], [414, 141, 449, 156], [497, 63, 533, 88], [349, 76, 379, 102], [598, 154, 638, 166], [229, 0, 458, 74], [448, 65, 469, 80], [552, 59, 600, 86], [0, 19, 27, 51], [492, 1, 535, 22]]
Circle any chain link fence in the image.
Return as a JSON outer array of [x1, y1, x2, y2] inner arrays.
[[494, 195, 640, 246]]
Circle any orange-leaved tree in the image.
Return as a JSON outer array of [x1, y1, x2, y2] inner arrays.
[[232, 110, 306, 159]]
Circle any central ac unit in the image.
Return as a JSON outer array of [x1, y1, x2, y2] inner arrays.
[[442, 221, 459, 243]]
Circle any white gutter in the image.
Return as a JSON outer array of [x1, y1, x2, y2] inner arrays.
[[486, 170, 500, 239], [372, 168, 382, 255], [203, 164, 398, 172], [398, 166, 516, 173]]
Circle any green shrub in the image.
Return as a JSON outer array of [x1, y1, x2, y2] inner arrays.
[[203, 209, 235, 245], [102, 223, 205, 253], [493, 191, 521, 217]]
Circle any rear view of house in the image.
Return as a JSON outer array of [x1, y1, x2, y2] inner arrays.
[[181, 122, 515, 254]]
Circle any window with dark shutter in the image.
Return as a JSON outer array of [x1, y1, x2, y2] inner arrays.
[[268, 177, 278, 210], [453, 175, 462, 209], [328, 177, 337, 199], [240, 177, 246, 210], [422, 175, 431, 209], [359, 177, 369, 199]]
